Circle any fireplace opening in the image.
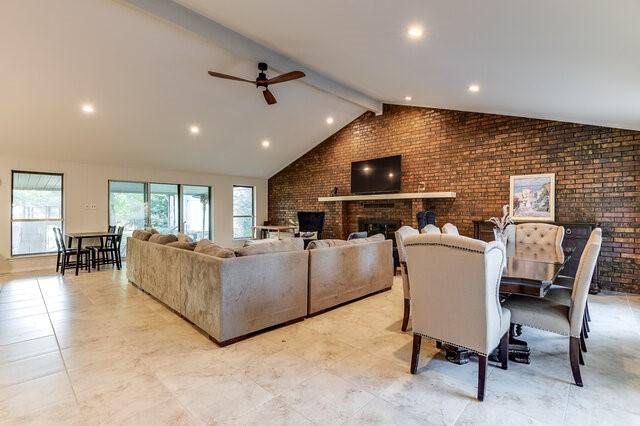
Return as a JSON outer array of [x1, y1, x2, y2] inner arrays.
[[358, 218, 402, 267]]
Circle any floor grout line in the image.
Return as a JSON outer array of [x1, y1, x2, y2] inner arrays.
[[36, 276, 81, 406]]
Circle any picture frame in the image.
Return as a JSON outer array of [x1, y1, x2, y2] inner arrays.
[[509, 173, 555, 222]]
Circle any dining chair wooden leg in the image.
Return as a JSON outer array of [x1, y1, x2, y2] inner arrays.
[[477, 355, 487, 401], [585, 302, 591, 322], [401, 299, 410, 332], [56, 252, 61, 272], [580, 329, 587, 352], [570, 337, 583, 386], [584, 314, 590, 334], [578, 344, 585, 365], [410, 334, 422, 374], [499, 331, 509, 370], [60, 253, 66, 276]]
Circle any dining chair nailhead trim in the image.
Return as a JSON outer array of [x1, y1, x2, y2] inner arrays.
[[414, 332, 489, 357], [404, 242, 486, 254]]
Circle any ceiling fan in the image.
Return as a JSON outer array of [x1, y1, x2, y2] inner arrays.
[[208, 62, 305, 105]]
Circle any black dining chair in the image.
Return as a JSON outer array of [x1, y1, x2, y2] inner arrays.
[[94, 226, 123, 270], [54, 227, 90, 275]]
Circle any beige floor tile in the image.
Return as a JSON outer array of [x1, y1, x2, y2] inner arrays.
[[67, 355, 151, 396], [346, 396, 428, 425], [5, 398, 85, 426], [0, 335, 59, 365], [0, 313, 54, 345], [120, 398, 203, 426], [175, 375, 274, 424], [152, 349, 235, 393], [0, 350, 65, 388], [0, 371, 75, 422], [227, 397, 314, 426]]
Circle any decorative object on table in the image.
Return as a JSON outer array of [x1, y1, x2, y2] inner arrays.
[[487, 204, 513, 245], [510, 173, 555, 222], [417, 181, 426, 192]]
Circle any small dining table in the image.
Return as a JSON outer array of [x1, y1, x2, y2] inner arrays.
[[252, 225, 297, 239], [444, 243, 573, 365], [65, 231, 121, 275]]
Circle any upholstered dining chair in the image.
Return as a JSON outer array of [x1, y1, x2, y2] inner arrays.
[[441, 223, 460, 235], [394, 225, 420, 331], [503, 228, 601, 387], [505, 223, 565, 263], [404, 234, 510, 401], [420, 224, 441, 235]]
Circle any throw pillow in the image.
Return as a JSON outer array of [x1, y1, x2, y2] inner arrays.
[[177, 232, 194, 243], [235, 238, 304, 256], [307, 239, 349, 249], [148, 234, 178, 245], [166, 241, 197, 251], [132, 229, 152, 241], [194, 240, 236, 258], [348, 233, 385, 244]]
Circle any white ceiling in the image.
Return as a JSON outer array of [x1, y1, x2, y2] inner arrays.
[[176, 0, 640, 131], [0, 0, 365, 178], [2, 1, 638, 182]]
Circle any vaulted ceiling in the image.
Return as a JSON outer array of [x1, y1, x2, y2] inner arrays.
[[2, 0, 638, 179]]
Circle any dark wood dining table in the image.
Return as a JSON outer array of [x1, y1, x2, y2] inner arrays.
[[65, 231, 121, 275], [444, 243, 573, 365]]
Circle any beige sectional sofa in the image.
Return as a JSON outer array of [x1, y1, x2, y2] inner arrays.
[[126, 232, 394, 344], [307, 238, 394, 314], [126, 237, 309, 345]]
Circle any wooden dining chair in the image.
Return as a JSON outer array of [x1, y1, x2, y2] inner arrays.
[[503, 228, 602, 386], [53, 227, 90, 275], [405, 233, 510, 401], [394, 225, 420, 332]]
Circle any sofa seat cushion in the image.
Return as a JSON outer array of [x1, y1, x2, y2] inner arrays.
[[148, 234, 178, 245], [166, 241, 197, 251], [132, 229, 152, 241], [194, 240, 236, 258], [235, 238, 304, 256]]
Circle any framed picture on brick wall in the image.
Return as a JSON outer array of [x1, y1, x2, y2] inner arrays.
[[509, 173, 555, 222]]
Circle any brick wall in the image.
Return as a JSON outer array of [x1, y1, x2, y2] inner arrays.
[[268, 105, 640, 293]]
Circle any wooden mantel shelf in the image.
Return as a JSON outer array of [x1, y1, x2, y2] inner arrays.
[[318, 192, 457, 202]]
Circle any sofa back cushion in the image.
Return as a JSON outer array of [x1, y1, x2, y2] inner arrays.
[[194, 240, 236, 258], [177, 232, 194, 243], [166, 241, 197, 251], [235, 238, 304, 256], [132, 229, 152, 241], [347, 233, 385, 244], [148, 234, 178, 245]]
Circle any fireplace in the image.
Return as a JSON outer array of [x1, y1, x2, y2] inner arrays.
[[358, 218, 401, 267]]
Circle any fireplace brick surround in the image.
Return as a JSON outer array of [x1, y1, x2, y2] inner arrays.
[[268, 105, 640, 293]]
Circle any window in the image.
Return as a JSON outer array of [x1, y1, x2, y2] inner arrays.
[[11, 171, 63, 256], [108, 181, 212, 254], [233, 185, 255, 239], [182, 185, 211, 240]]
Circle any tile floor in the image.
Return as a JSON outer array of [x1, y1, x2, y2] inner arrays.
[[1, 268, 639, 425]]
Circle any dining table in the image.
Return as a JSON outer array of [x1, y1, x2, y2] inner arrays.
[[65, 231, 121, 275], [443, 243, 573, 365]]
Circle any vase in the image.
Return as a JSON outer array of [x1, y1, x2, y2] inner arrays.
[[493, 228, 508, 245]]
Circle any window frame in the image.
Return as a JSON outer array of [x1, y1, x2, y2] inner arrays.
[[232, 185, 255, 240], [107, 180, 213, 241], [10, 170, 64, 257]]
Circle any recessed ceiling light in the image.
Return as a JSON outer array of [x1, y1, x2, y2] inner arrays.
[[404, 96, 412, 101], [326, 116, 334, 125], [189, 125, 200, 134], [407, 26, 424, 39], [468, 84, 480, 93], [261, 139, 270, 148], [81, 103, 95, 114]]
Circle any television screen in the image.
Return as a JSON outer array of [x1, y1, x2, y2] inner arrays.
[[351, 155, 401, 194]]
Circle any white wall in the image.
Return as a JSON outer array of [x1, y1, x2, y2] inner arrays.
[[0, 156, 267, 273]]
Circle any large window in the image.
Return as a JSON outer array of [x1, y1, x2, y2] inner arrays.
[[11, 171, 63, 256], [233, 185, 255, 239], [182, 185, 211, 241], [108, 181, 211, 254]]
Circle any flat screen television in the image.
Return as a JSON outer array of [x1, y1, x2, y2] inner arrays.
[[351, 155, 401, 194]]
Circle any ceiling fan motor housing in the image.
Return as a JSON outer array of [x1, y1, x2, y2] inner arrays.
[[257, 62, 268, 87]]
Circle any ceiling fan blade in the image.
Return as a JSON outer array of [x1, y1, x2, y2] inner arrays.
[[264, 71, 305, 85], [263, 88, 277, 105], [207, 71, 255, 83]]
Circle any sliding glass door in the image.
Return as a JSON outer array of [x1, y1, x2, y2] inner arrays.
[[182, 185, 210, 240], [149, 183, 179, 234], [108, 181, 145, 255]]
